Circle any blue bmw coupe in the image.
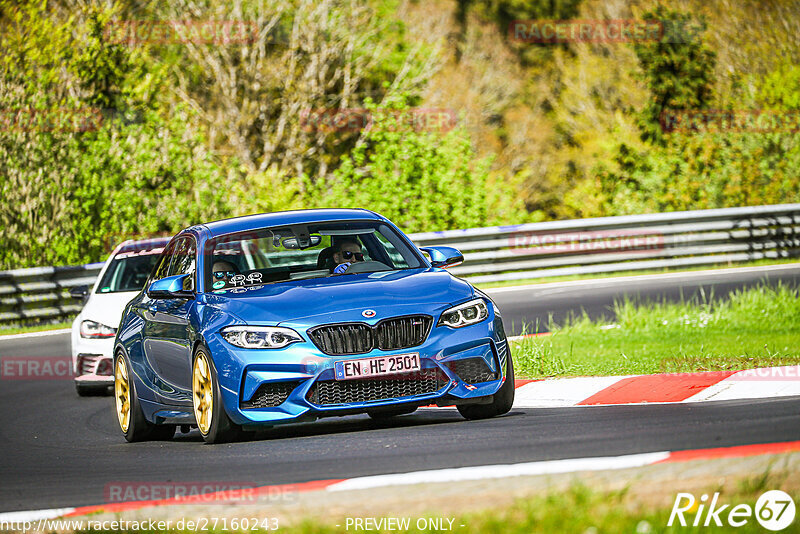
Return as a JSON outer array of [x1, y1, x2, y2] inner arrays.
[[113, 209, 514, 443]]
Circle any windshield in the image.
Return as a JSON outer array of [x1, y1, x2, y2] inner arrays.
[[205, 221, 424, 291], [96, 248, 164, 294]]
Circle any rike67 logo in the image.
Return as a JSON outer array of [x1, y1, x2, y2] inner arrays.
[[669, 491, 796, 531]]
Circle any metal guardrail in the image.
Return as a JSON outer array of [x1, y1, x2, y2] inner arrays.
[[0, 263, 104, 323], [1, 204, 799, 324], [411, 203, 800, 283]]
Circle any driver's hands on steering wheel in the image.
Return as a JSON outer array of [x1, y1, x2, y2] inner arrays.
[[333, 262, 351, 274]]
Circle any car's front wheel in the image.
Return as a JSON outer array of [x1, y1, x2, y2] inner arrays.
[[193, 348, 250, 444], [457, 351, 515, 420], [114, 352, 175, 442]]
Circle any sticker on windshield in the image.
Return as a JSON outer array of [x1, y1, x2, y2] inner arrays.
[[213, 280, 225, 289]]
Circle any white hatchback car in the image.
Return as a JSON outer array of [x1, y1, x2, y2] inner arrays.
[[70, 237, 170, 395]]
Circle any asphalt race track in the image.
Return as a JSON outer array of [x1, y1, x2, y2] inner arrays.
[[1, 265, 800, 513]]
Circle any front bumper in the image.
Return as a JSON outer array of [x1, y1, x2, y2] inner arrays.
[[208, 313, 509, 427], [72, 336, 115, 385]]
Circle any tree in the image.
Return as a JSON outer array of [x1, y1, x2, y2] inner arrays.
[[0, 2, 229, 268], [157, 0, 440, 182], [313, 96, 492, 232], [633, 5, 716, 144]]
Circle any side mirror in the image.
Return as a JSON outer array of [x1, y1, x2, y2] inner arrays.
[[420, 246, 464, 269], [147, 274, 193, 299], [69, 285, 89, 300]]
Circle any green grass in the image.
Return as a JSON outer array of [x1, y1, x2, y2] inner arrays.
[[0, 320, 72, 336], [475, 258, 800, 290], [512, 283, 800, 378]]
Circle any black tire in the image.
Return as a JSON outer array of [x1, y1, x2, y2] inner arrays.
[[114, 352, 176, 442], [193, 348, 250, 444], [76, 383, 111, 397], [457, 351, 515, 420], [367, 406, 418, 419]]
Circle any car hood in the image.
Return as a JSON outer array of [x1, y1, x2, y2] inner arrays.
[[203, 269, 474, 326], [81, 291, 140, 329]]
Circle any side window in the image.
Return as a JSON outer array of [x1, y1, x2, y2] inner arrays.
[[168, 237, 197, 291], [151, 241, 176, 283]]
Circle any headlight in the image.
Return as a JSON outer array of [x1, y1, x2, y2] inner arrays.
[[220, 326, 303, 349], [473, 288, 499, 314], [80, 320, 116, 338], [438, 298, 489, 328]]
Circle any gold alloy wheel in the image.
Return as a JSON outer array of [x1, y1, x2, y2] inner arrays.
[[193, 352, 213, 435], [114, 355, 130, 433]]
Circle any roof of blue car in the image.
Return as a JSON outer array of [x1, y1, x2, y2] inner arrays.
[[200, 208, 385, 237]]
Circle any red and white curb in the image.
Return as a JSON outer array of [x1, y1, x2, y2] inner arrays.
[[511, 366, 800, 408], [4, 440, 800, 523]]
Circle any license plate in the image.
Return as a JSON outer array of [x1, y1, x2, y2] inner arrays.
[[334, 353, 421, 380]]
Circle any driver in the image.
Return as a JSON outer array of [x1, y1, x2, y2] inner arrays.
[[332, 239, 365, 274], [211, 259, 239, 286]]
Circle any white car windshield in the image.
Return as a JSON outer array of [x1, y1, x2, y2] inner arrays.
[[96, 248, 164, 293]]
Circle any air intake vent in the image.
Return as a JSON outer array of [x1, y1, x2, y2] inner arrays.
[[77, 354, 110, 376], [307, 368, 446, 406], [446, 357, 498, 384], [241, 381, 301, 409], [309, 315, 432, 355]]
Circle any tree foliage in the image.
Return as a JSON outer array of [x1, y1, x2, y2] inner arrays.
[[633, 5, 716, 144], [0, 1, 228, 268], [1, 0, 800, 270], [158, 0, 439, 181], [311, 96, 493, 232], [596, 5, 800, 215]]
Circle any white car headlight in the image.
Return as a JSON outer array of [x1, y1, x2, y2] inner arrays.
[[80, 320, 116, 338], [438, 298, 489, 328], [220, 326, 303, 349]]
